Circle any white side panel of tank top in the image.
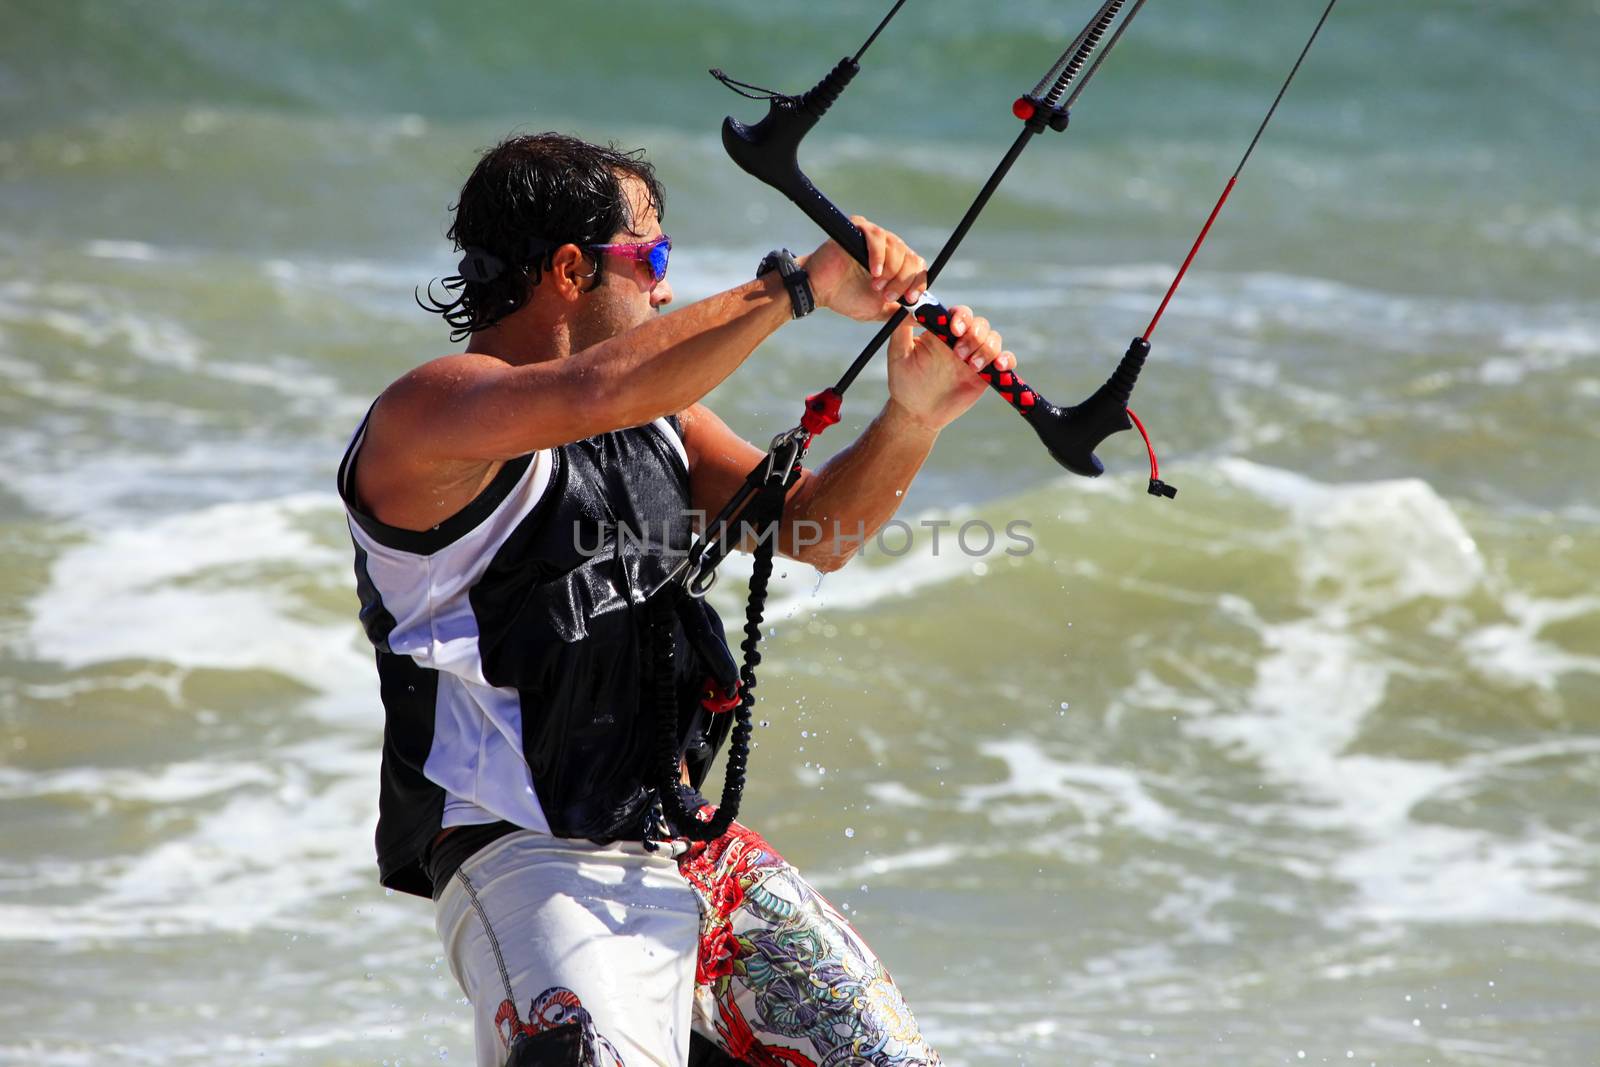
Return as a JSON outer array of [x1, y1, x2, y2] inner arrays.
[[351, 448, 554, 682], [426, 672, 550, 832], [651, 416, 689, 471]]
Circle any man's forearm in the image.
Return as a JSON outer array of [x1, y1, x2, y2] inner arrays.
[[525, 274, 796, 444], [780, 399, 940, 571]]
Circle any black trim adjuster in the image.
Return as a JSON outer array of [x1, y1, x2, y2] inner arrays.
[[757, 248, 814, 319]]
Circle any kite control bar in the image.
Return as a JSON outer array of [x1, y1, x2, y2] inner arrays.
[[718, 0, 1153, 483]]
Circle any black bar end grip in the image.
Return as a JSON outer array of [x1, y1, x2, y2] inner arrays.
[[721, 58, 869, 269], [1025, 337, 1151, 479]]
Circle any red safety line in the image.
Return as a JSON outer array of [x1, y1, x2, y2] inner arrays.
[[1126, 406, 1160, 481], [1143, 176, 1236, 343]]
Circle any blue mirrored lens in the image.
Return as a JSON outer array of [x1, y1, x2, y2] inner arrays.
[[649, 239, 670, 281]]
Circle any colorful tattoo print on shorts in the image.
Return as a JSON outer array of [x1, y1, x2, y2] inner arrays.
[[495, 986, 627, 1066], [678, 822, 941, 1067]]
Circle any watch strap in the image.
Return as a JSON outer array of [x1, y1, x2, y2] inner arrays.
[[756, 248, 815, 319]]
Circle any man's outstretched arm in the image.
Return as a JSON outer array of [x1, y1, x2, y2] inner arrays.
[[372, 226, 925, 465], [354, 219, 928, 533]]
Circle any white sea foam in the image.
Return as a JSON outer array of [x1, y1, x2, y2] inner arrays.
[[0, 277, 362, 410], [262, 254, 437, 292], [1334, 818, 1600, 928], [0, 433, 324, 524], [83, 238, 165, 262], [0, 740, 382, 942], [960, 738, 1174, 834], [1080, 268, 1600, 396], [0, 759, 277, 805], [814, 843, 970, 889], [1479, 204, 1600, 257], [33, 301, 205, 370], [1187, 617, 1390, 798], [22, 492, 367, 702], [1182, 461, 1600, 929], [1461, 591, 1600, 691], [1477, 321, 1600, 386], [0, 346, 215, 425], [862, 780, 933, 809], [1216, 458, 1484, 613]]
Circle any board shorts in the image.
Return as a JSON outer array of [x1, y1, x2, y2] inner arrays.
[[434, 821, 942, 1067]]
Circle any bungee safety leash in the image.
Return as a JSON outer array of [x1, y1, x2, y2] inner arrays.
[[646, 0, 1343, 844]]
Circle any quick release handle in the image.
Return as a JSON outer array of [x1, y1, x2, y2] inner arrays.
[[721, 58, 870, 267], [1034, 336, 1149, 478]]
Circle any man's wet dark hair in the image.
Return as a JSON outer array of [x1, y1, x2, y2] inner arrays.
[[418, 132, 666, 341]]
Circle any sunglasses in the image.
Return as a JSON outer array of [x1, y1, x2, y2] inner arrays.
[[588, 234, 672, 282]]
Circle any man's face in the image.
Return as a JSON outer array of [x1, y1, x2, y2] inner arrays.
[[570, 175, 672, 350]]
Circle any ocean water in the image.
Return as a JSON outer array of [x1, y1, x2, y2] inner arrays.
[[1, 1, 1597, 1064]]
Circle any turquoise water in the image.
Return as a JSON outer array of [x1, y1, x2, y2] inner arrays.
[[1, 2, 1597, 1064]]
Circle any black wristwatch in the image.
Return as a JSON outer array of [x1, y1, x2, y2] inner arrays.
[[757, 248, 815, 319]]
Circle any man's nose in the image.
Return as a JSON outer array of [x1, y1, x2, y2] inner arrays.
[[651, 279, 673, 309]]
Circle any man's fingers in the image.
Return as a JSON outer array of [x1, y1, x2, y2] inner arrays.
[[973, 327, 1004, 370], [853, 215, 883, 281], [847, 217, 927, 303], [951, 312, 992, 368], [913, 303, 1013, 372], [946, 305, 973, 343], [906, 256, 928, 304], [935, 305, 1008, 370], [896, 249, 934, 300], [875, 240, 907, 296], [888, 316, 915, 361]]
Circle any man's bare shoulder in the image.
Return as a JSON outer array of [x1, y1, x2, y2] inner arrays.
[[361, 353, 512, 468], [366, 351, 522, 442], [381, 351, 511, 409], [354, 354, 511, 526]]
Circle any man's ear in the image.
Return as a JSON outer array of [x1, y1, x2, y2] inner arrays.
[[547, 244, 595, 302]]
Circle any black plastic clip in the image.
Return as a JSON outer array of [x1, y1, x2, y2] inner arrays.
[[1011, 96, 1071, 133]]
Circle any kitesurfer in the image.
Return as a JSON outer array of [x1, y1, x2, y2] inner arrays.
[[338, 132, 1014, 1067]]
